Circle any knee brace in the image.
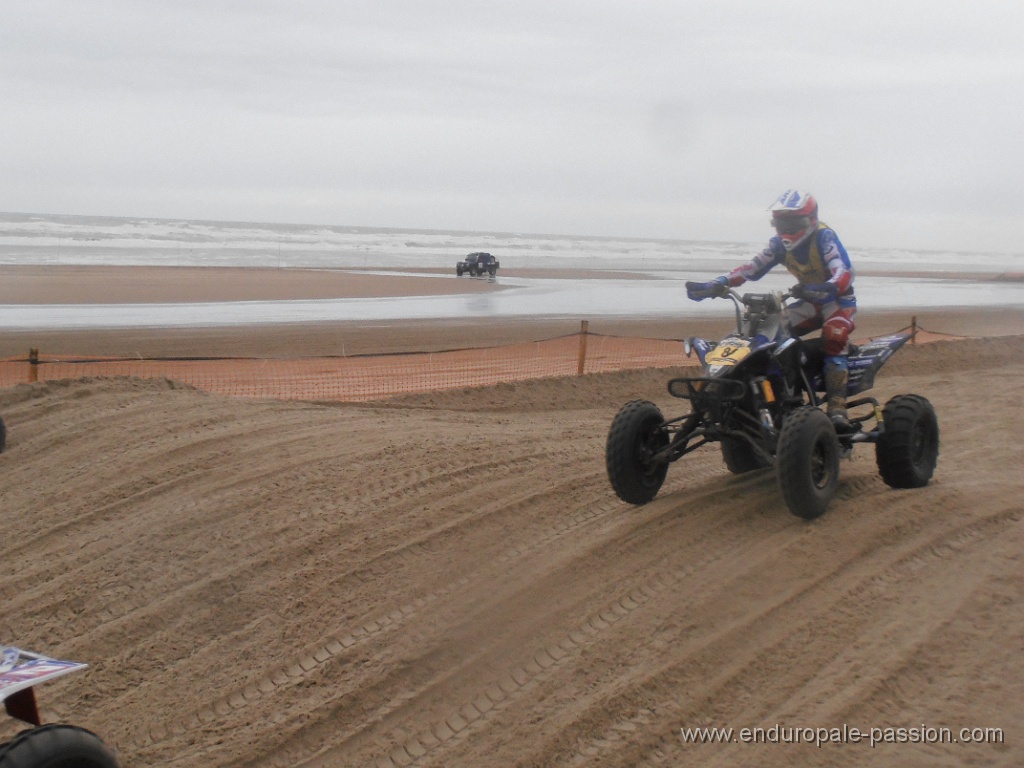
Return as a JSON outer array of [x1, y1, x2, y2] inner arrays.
[[823, 315, 854, 356]]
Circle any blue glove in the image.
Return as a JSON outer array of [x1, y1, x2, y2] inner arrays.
[[686, 275, 729, 302], [794, 281, 838, 305]]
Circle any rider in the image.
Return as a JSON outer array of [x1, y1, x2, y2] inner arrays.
[[686, 190, 857, 430]]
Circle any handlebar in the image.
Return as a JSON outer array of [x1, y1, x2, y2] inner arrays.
[[718, 288, 795, 333]]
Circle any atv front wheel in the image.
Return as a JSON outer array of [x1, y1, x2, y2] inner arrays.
[[0, 724, 119, 768], [606, 400, 669, 505], [875, 394, 939, 488], [776, 406, 840, 520]]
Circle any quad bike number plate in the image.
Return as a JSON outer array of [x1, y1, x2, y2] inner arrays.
[[706, 338, 751, 366]]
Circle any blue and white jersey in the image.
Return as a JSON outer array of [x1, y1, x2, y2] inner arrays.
[[727, 223, 855, 302]]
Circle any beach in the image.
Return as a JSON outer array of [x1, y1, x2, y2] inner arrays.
[[2, 264, 1022, 359], [1, 263, 1022, 767]]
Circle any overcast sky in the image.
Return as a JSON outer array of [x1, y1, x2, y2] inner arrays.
[[2, 1, 1022, 254]]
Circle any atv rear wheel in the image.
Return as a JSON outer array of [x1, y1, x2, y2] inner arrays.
[[776, 406, 840, 520], [875, 394, 939, 488], [606, 400, 669, 505], [0, 724, 119, 768], [720, 436, 771, 474]]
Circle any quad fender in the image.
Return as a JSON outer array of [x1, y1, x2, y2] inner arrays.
[[685, 336, 715, 366], [846, 332, 912, 395], [799, 332, 912, 396], [1, 650, 88, 726], [688, 334, 782, 375]]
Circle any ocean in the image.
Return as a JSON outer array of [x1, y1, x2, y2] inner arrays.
[[1, 212, 1021, 329]]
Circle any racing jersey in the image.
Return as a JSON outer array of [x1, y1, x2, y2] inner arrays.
[[726, 223, 855, 301]]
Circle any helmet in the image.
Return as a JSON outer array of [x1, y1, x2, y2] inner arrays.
[[769, 189, 818, 250]]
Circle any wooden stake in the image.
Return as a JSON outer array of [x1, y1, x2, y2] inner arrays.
[[577, 320, 589, 375]]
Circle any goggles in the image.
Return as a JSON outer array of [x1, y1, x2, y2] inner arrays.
[[772, 215, 811, 235]]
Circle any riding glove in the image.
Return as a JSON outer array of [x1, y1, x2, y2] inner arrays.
[[686, 275, 729, 301]]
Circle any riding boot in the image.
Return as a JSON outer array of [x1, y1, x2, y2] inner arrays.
[[824, 363, 852, 431]]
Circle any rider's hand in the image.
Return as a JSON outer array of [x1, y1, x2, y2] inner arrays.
[[793, 281, 837, 305], [686, 275, 729, 301]]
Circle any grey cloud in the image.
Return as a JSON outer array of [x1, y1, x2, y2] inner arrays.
[[1, 0, 1022, 253]]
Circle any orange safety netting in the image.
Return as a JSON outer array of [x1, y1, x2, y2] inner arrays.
[[0, 333, 692, 402], [0, 321, 962, 402]]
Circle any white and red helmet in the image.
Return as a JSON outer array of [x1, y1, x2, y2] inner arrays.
[[770, 189, 818, 250]]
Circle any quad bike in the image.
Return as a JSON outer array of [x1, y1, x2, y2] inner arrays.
[[0, 646, 118, 767], [0, 416, 5, 453], [606, 288, 939, 519]]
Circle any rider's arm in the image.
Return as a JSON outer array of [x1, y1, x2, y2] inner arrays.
[[724, 238, 786, 287], [819, 229, 853, 294]]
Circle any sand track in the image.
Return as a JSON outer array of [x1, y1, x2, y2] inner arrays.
[[1, 337, 1021, 767]]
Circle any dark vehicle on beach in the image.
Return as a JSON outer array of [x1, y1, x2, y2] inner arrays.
[[1, 645, 119, 767], [606, 287, 939, 520], [0, 417, 5, 453], [456, 252, 499, 277]]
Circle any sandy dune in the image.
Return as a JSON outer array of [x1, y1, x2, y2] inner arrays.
[[1, 334, 1021, 767]]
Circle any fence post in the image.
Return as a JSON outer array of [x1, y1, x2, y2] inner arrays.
[[29, 348, 39, 382], [911, 316, 917, 343], [577, 320, 589, 375]]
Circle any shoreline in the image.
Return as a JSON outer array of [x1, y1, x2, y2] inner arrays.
[[1, 264, 1022, 359], [0, 264, 1020, 305]]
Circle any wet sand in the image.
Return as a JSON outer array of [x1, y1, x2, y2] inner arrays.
[[1, 265, 1021, 359]]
